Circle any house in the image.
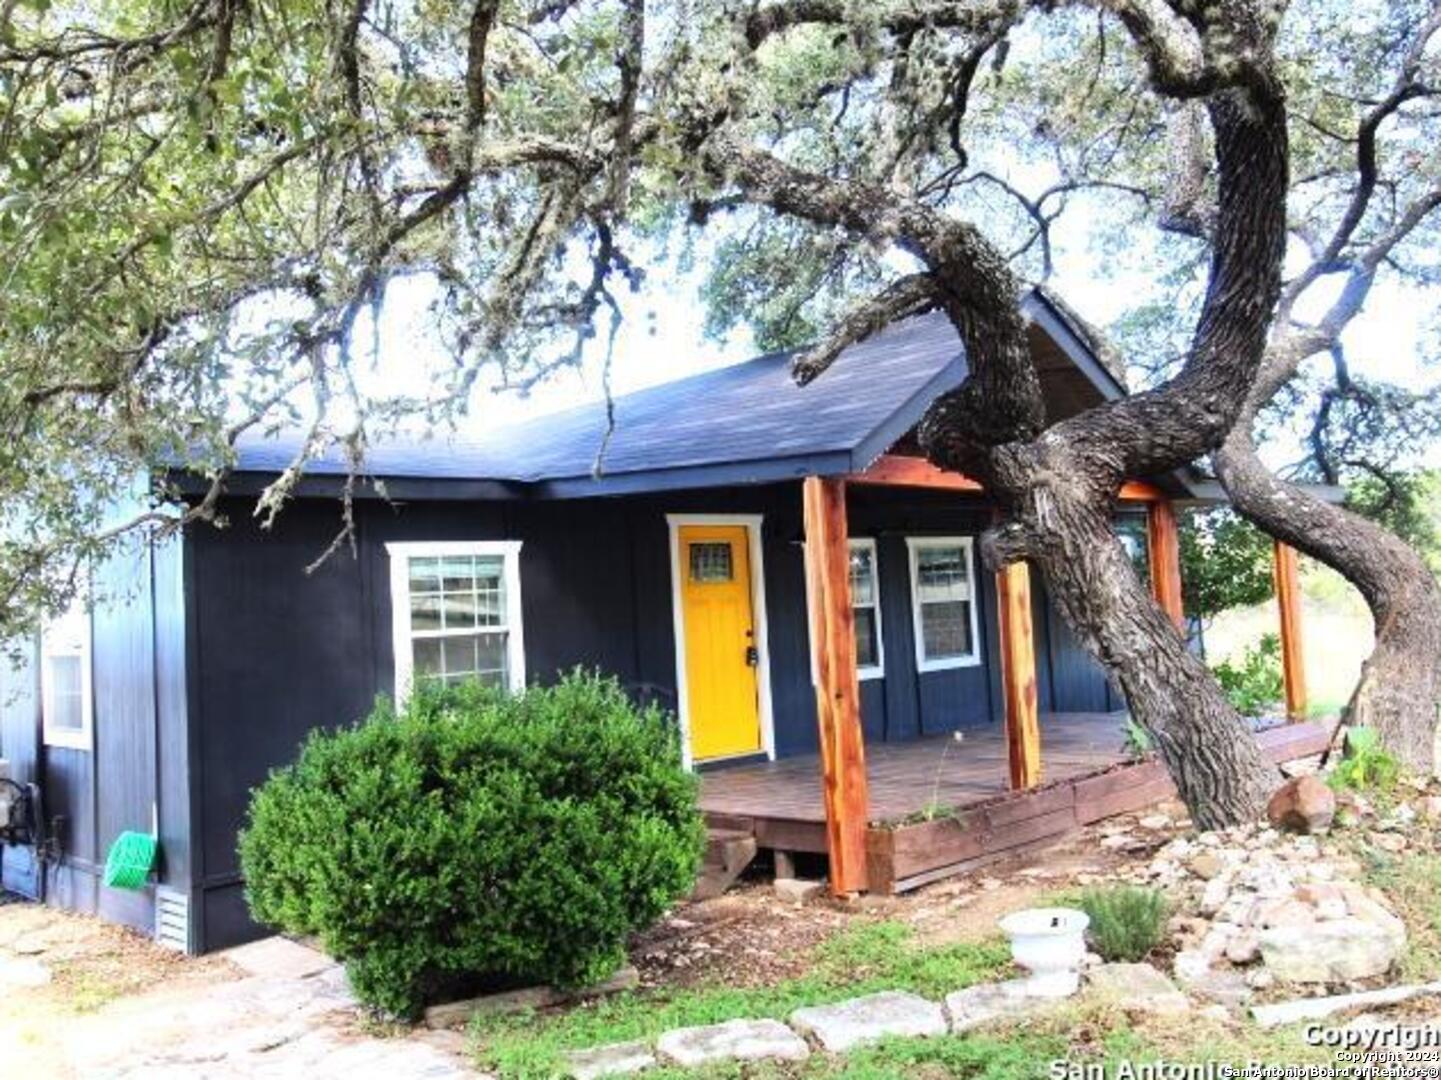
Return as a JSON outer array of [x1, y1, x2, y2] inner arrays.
[[0, 292, 1323, 952]]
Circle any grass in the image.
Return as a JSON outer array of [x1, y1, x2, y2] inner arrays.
[[1359, 847, 1441, 981], [469, 921, 1011, 1078]]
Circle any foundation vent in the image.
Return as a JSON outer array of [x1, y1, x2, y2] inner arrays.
[[154, 886, 191, 953]]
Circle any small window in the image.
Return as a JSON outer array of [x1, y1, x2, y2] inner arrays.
[[387, 542, 525, 697], [907, 537, 981, 671], [806, 538, 885, 682], [849, 539, 884, 678], [41, 592, 93, 750], [689, 542, 733, 583], [1115, 514, 1151, 585]]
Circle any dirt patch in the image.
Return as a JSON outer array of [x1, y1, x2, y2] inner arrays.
[[631, 882, 860, 989]]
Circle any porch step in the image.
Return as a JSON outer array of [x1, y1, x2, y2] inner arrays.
[[691, 827, 758, 901]]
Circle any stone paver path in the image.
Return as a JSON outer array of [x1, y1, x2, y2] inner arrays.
[[51, 938, 482, 1079], [790, 990, 948, 1052], [656, 1018, 810, 1067]]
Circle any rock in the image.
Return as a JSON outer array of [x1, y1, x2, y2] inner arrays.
[[423, 967, 639, 1029], [1199, 878, 1231, 916], [656, 1019, 808, 1067], [1200, 1004, 1232, 1022], [1422, 796, 1441, 820], [1373, 833, 1406, 854], [1245, 967, 1275, 990], [1259, 918, 1402, 983], [946, 978, 1067, 1032], [774, 878, 825, 904], [1173, 952, 1251, 1007], [1251, 898, 1315, 932], [1099, 834, 1135, 850], [1139, 814, 1171, 830], [222, 936, 337, 981], [1335, 888, 1407, 950], [790, 991, 947, 1052], [1188, 853, 1225, 881], [1314, 898, 1349, 921], [1251, 980, 1441, 1029], [563, 1041, 656, 1079], [1086, 963, 1190, 1016], [0, 955, 52, 987], [1266, 776, 1336, 834], [1296, 883, 1344, 906], [1225, 933, 1260, 965]]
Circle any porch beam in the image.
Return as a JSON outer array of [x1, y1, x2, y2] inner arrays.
[[1273, 540, 1308, 720], [801, 475, 871, 895], [847, 453, 1166, 503], [1146, 499, 1186, 631], [996, 561, 1042, 789]]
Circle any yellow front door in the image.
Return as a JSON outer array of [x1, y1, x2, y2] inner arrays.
[[678, 524, 762, 761]]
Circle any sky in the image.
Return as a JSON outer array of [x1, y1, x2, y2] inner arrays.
[[347, 226, 1440, 473]]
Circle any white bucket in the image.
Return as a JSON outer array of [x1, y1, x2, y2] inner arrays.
[[997, 907, 1090, 996]]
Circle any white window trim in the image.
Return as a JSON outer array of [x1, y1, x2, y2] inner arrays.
[[665, 514, 775, 771], [386, 541, 526, 699], [41, 593, 94, 751], [906, 536, 983, 673], [806, 537, 886, 683]]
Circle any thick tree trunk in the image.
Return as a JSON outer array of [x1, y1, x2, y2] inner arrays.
[[972, 451, 1278, 828], [1215, 430, 1441, 773]]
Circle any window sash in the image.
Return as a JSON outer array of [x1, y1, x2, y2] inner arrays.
[[41, 594, 93, 750], [806, 538, 885, 681], [907, 537, 981, 671], [387, 542, 524, 698]]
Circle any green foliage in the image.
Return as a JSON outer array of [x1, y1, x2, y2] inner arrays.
[[1361, 849, 1441, 981], [1180, 509, 1278, 624], [1346, 469, 1441, 576], [238, 672, 704, 1019], [1078, 886, 1168, 962], [1211, 633, 1284, 716], [472, 921, 1009, 1078], [1329, 725, 1401, 794], [1121, 717, 1153, 762]]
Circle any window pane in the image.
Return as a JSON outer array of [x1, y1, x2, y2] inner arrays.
[[916, 545, 969, 602], [849, 546, 875, 606], [442, 593, 479, 630], [46, 656, 84, 731], [410, 594, 442, 631], [440, 555, 475, 592], [921, 599, 972, 660], [475, 557, 506, 626], [855, 608, 879, 669], [414, 637, 443, 676], [1115, 516, 1151, 586], [689, 542, 733, 583], [409, 557, 442, 594]]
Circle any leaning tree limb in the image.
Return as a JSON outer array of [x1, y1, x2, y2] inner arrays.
[[1213, 4, 1441, 772], [704, 0, 1292, 827]]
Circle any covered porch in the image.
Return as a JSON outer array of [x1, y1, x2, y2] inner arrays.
[[742, 453, 1314, 896]]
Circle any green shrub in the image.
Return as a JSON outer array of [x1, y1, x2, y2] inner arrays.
[[1330, 725, 1401, 793], [1212, 633, 1284, 716], [1078, 886, 1168, 962], [238, 672, 705, 1018]]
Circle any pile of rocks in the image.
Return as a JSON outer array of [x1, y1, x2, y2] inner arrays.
[[1118, 790, 1409, 1005]]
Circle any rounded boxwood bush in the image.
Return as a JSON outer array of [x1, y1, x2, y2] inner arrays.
[[238, 672, 705, 1018]]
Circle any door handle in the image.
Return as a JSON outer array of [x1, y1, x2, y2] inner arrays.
[[744, 645, 759, 667]]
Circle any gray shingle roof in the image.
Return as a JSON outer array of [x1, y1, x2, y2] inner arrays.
[[233, 309, 968, 495]]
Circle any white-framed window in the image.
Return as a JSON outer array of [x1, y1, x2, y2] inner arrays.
[[907, 536, 982, 671], [849, 538, 885, 679], [806, 537, 886, 682], [41, 592, 93, 750], [386, 541, 525, 697]]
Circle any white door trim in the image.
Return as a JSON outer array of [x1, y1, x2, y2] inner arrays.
[[666, 513, 776, 771]]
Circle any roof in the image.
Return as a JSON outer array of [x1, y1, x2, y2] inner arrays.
[[226, 291, 1185, 500]]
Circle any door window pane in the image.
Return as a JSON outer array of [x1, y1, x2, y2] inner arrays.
[[689, 542, 733, 583]]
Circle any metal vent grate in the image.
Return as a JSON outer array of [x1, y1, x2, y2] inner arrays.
[[154, 886, 191, 953]]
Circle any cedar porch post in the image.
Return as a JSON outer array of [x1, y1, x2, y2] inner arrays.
[[1273, 540, 1308, 720], [996, 561, 1042, 789], [1146, 499, 1186, 631], [801, 475, 870, 894]]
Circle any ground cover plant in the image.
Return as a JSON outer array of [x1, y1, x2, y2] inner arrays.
[[470, 921, 1010, 1078], [239, 672, 704, 1017], [1076, 887, 1168, 963]]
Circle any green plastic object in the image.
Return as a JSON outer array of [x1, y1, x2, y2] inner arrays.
[[104, 831, 157, 890]]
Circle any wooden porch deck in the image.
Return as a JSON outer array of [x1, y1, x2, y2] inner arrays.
[[699, 712, 1332, 893]]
